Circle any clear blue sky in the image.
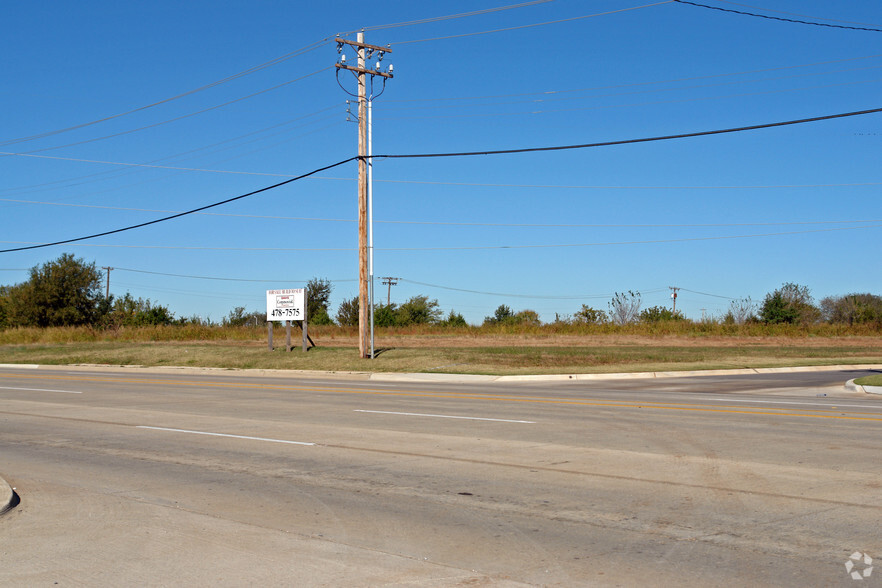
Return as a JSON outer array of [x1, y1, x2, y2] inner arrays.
[[1, 0, 880, 324]]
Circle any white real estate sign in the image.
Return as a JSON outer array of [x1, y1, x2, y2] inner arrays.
[[266, 288, 306, 322]]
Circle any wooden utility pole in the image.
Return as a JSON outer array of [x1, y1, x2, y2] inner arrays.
[[102, 266, 113, 299], [381, 276, 399, 306], [669, 286, 680, 314], [336, 33, 393, 358]]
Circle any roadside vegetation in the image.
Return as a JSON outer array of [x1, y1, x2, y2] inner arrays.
[[1, 254, 881, 374], [855, 375, 882, 387]]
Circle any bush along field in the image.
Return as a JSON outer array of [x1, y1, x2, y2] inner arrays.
[[1, 255, 881, 374]]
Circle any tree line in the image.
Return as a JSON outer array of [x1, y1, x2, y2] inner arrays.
[[1, 255, 880, 329]]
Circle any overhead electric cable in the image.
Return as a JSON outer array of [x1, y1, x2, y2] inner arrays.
[[0, 157, 357, 254], [379, 78, 882, 121], [113, 267, 356, 283], [4, 197, 881, 228], [380, 67, 882, 111], [673, 0, 882, 32], [714, 0, 882, 27], [3, 105, 880, 254], [0, 104, 344, 195], [355, 0, 555, 32], [374, 106, 882, 159], [3, 223, 879, 252], [0, 152, 317, 178], [399, 278, 666, 300], [12, 67, 332, 156], [679, 288, 735, 300], [391, 1, 673, 45], [0, 39, 333, 148], [382, 53, 882, 104]]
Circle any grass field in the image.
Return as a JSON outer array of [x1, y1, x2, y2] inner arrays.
[[1, 325, 880, 375], [855, 375, 882, 386]]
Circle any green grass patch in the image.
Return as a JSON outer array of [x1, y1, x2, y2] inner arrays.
[[855, 375, 882, 386]]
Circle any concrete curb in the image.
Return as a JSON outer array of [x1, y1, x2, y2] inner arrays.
[[0, 475, 14, 516], [1, 362, 880, 385], [846, 379, 882, 395]]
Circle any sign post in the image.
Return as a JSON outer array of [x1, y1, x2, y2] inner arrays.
[[266, 289, 310, 352]]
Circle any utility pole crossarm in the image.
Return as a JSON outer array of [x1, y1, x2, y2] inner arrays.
[[335, 37, 393, 77], [335, 63, 393, 78]]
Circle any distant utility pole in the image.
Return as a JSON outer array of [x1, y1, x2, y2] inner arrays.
[[336, 32, 393, 359], [669, 286, 680, 314], [102, 266, 113, 299], [381, 276, 399, 306]]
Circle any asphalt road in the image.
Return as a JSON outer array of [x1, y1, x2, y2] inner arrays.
[[1, 365, 881, 586]]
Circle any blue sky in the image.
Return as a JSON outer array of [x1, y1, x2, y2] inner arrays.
[[1, 0, 880, 324]]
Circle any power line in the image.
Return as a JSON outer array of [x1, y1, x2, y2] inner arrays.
[[381, 54, 882, 104], [377, 78, 882, 121], [3, 105, 880, 254], [356, 0, 555, 32], [373, 106, 882, 160], [399, 278, 668, 300], [0, 156, 357, 254], [4, 222, 879, 252], [114, 267, 356, 283], [0, 39, 334, 148], [673, 0, 882, 33], [380, 66, 882, 112], [0, 105, 345, 195], [678, 287, 736, 300], [5, 198, 882, 228], [12, 67, 332, 157], [714, 1, 882, 27], [390, 1, 674, 45]]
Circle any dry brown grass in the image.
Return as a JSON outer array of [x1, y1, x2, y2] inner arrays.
[[1, 323, 880, 375]]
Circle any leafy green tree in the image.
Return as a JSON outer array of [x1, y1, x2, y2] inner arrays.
[[484, 304, 514, 325], [483, 305, 540, 326], [396, 295, 442, 325], [512, 309, 541, 326], [373, 304, 398, 327], [441, 310, 468, 327], [820, 293, 882, 325], [306, 277, 333, 324], [639, 305, 685, 322], [760, 283, 819, 325], [335, 296, 360, 326], [574, 304, 607, 325], [106, 293, 175, 326], [223, 306, 265, 327], [3, 254, 105, 327], [0, 285, 14, 328]]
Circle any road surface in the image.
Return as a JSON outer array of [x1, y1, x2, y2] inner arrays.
[[1, 365, 880, 586]]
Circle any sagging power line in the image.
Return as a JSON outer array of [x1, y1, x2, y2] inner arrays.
[[2, 104, 880, 255]]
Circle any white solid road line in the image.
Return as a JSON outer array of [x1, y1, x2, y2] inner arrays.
[[0, 386, 82, 394], [354, 409, 535, 424], [709, 398, 882, 410], [136, 426, 315, 445]]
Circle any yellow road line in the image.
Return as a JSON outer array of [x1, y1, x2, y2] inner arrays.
[[2, 371, 881, 422]]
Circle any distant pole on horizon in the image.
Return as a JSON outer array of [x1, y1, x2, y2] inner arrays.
[[335, 32, 393, 359], [102, 266, 113, 299], [381, 276, 399, 306], [669, 286, 680, 313]]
